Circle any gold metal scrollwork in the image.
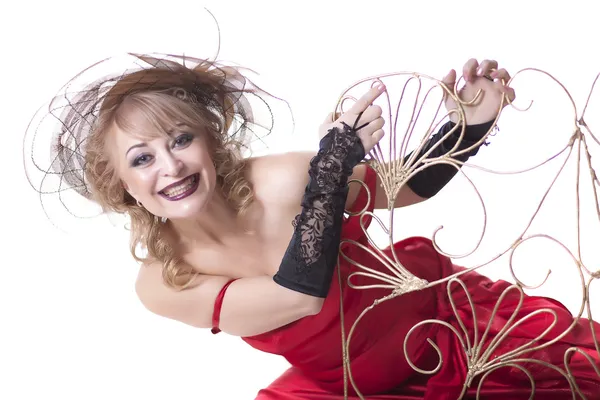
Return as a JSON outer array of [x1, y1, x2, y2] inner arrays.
[[335, 69, 600, 399]]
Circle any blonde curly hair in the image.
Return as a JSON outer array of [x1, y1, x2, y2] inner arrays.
[[80, 55, 264, 289]]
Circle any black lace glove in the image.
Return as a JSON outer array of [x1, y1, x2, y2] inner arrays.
[[406, 119, 495, 198], [273, 123, 365, 298]]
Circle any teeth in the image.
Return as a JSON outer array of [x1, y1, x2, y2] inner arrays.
[[163, 176, 195, 197]]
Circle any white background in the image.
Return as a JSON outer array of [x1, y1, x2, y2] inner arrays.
[[2, 0, 600, 399]]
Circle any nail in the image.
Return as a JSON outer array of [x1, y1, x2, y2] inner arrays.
[[477, 67, 483, 76]]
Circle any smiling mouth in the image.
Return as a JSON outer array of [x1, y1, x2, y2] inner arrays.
[[159, 173, 200, 201]]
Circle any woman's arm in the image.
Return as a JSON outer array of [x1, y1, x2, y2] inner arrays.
[[135, 266, 322, 337], [137, 86, 386, 336], [370, 119, 496, 209], [351, 59, 516, 210]]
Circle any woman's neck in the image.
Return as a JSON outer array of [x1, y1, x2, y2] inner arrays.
[[168, 191, 247, 246]]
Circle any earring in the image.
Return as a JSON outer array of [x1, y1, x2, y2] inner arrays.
[[136, 200, 143, 208], [161, 217, 168, 223]]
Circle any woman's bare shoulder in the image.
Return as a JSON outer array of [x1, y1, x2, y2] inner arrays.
[[246, 151, 315, 173], [245, 151, 316, 206], [243, 151, 369, 210]]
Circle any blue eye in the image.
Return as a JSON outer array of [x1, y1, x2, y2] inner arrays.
[[173, 133, 193, 148], [132, 154, 152, 167]]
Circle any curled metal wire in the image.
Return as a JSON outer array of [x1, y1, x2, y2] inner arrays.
[[334, 68, 600, 399]]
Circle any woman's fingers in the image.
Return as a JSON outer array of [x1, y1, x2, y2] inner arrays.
[[463, 58, 479, 82], [364, 126, 385, 149], [322, 83, 387, 153], [490, 68, 516, 101], [347, 84, 386, 115], [366, 116, 385, 132], [372, 129, 385, 142], [355, 108, 384, 137], [491, 68, 511, 83], [357, 116, 385, 152], [462, 59, 516, 102], [355, 105, 382, 126], [442, 69, 457, 89], [477, 59, 498, 77]]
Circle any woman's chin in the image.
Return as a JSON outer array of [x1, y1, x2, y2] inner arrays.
[[155, 190, 211, 220], [162, 206, 205, 222]]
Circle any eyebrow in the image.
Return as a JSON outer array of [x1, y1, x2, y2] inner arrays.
[[126, 142, 148, 157], [124, 123, 191, 157]]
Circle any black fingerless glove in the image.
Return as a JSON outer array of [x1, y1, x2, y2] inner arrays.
[[406, 119, 495, 198], [273, 123, 365, 298]]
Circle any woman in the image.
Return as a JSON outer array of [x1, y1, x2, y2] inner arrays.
[[28, 53, 599, 399]]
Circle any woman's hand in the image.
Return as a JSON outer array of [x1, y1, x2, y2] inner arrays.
[[442, 59, 516, 125], [319, 84, 386, 154]]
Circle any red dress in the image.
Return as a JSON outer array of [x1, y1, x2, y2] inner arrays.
[[213, 166, 600, 399]]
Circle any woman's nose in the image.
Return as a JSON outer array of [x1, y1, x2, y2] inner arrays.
[[161, 153, 183, 176]]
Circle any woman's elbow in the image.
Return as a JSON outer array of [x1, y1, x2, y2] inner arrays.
[[302, 295, 325, 316], [282, 287, 325, 316]]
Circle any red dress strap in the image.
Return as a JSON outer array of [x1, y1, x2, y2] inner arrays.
[[211, 279, 238, 334]]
